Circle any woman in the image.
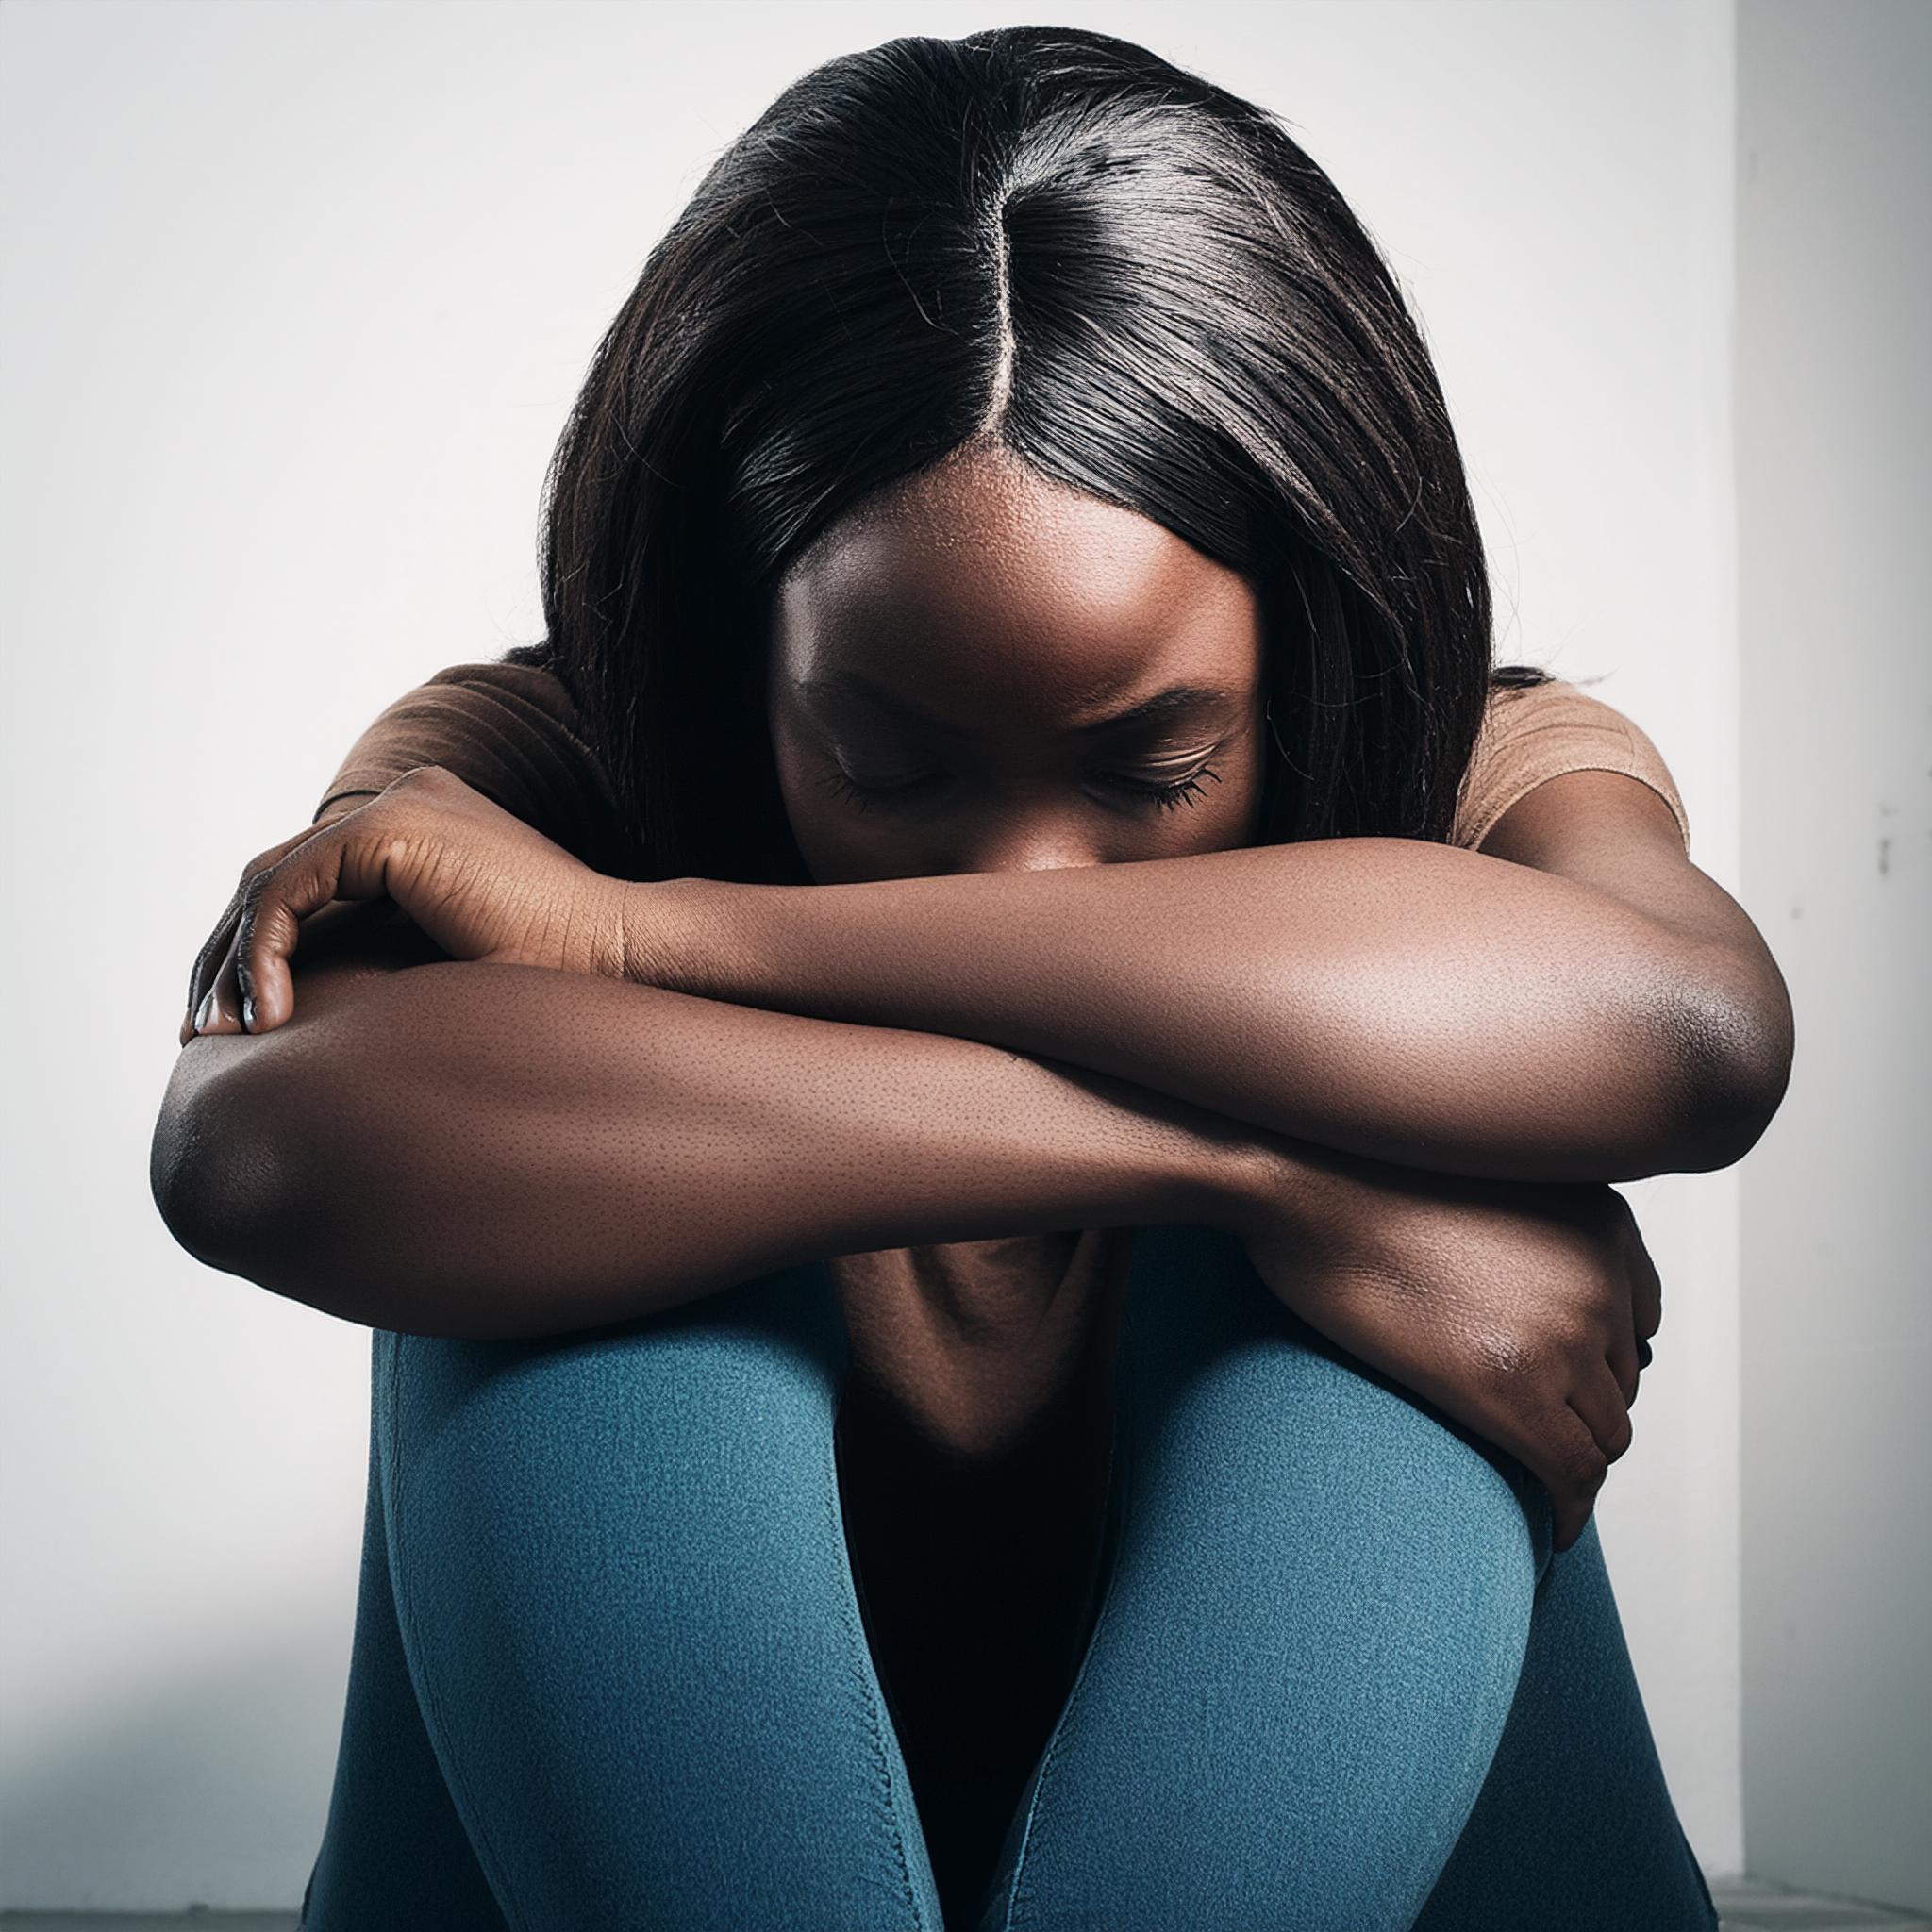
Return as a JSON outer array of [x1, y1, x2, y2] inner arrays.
[[155, 25, 1789, 1931]]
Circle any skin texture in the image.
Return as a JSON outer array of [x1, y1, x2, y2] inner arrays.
[[156, 441, 1792, 1553]]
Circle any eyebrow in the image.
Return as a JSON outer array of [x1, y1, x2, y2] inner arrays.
[[797, 670, 1246, 738]]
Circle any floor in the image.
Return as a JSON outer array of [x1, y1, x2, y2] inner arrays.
[[3, 1880, 1930, 1928], [1707, 1878, 1932, 1930]]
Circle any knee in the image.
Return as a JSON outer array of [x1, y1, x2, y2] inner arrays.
[[375, 1258, 849, 1513], [1307, 1331, 1556, 1588], [1217, 1333, 1543, 1591], [1120, 1224, 1547, 1593]]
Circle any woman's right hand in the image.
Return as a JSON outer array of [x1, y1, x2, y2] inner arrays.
[[1230, 1146, 1662, 1553], [179, 765, 630, 1043]]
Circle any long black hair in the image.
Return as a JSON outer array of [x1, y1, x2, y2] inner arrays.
[[525, 25, 1547, 885]]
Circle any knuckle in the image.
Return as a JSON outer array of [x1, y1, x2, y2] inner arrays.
[[1474, 1330, 1541, 1390], [1551, 1295, 1607, 1345], [1581, 1267, 1623, 1314]]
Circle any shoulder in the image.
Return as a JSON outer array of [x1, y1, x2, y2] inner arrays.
[[401, 646, 598, 747], [1451, 675, 1691, 856], [314, 646, 644, 875]]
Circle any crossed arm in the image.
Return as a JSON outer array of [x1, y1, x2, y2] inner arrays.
[[156, 761, 1791, 1338], [625, 766, 1791, 1185]]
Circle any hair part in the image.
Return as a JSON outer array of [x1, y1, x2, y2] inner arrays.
[[530, 25, 1546, 884]]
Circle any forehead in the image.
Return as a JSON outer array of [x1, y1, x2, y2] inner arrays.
[[770, 444, 1261, 727]]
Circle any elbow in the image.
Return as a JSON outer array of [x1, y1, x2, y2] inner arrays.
[[151, 1053, 319, 1297], [152, 1043, 544, 1341], [152, 1056, 265, 1269], [1657, 945, 1796, 1174]]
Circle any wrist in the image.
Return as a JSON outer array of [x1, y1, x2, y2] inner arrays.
[[616, 878, 690, 991], [1197, 1128, 1353, 1244], [615, 876, 741, 998], [1183, 1124, 1294, 1238]]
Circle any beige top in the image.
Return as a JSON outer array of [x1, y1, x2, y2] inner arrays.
[[315, 654, 1692, 859]]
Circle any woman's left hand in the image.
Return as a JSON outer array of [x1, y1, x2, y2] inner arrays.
[[1231, 1147, 1659, 1554], [181, 765, 631, 1040]]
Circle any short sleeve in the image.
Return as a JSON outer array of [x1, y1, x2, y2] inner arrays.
[[1451, 677, 1692, 855], [314, 654, 645, 877]]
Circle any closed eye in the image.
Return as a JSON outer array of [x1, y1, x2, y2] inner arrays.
[[814, 769, 935, 811], [817, 766, 1224, 814], [1106, 766, 1224, 812]]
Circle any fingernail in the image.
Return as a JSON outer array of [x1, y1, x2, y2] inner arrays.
[[193, 989, 218, 1033], [241, 995, 257, 1031]]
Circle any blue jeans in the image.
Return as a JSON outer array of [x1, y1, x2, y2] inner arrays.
[[299, 1222, 1719, 1930]]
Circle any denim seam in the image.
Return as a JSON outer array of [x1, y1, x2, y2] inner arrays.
[[381, 1330, 527, 1931], [998, 1300, 1140, 1932], [822, 1380, 935, 1932]]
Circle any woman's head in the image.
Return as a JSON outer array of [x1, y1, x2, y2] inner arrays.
[[768, 441, 1267, 883], [537, 25, 1516, 886]]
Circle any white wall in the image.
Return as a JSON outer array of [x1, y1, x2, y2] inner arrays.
[[1736, 0, 1932, 1912], [0, 0, 1746, 1906]]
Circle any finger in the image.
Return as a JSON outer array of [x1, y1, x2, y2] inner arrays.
[[1531, 1400, 1609, 1555], [233, 866, 329, 1033], [1627, 1231, 1663, 1345], [1607, 1319, 1643, 1409], [1479, 1392, 1606, 1559], [182, 891, 243, 1042], [232, 830, 389, 1033], [182, 825, 326, 1041], [194, 923, 248, 1036], [1568, 1358, 1635, 1464]]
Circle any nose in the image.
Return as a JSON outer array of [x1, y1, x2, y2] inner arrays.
[[945, 810, 1107, 876]]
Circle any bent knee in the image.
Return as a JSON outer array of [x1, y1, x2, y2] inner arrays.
[[376, 1260, 848, 1486]]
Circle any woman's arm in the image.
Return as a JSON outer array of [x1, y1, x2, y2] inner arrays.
[[158, 926, 1661, 1541], [630, 771, 1794, 1184], [153, 769, 1674, 1535], [155, 933, 1277, 1341]]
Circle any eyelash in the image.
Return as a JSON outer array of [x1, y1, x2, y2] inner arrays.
[[821, 767, 1224, 815]]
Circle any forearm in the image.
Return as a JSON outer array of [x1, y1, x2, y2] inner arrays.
[[637, 841, 1735, 1183], [160, 959, 1264, 1340]]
